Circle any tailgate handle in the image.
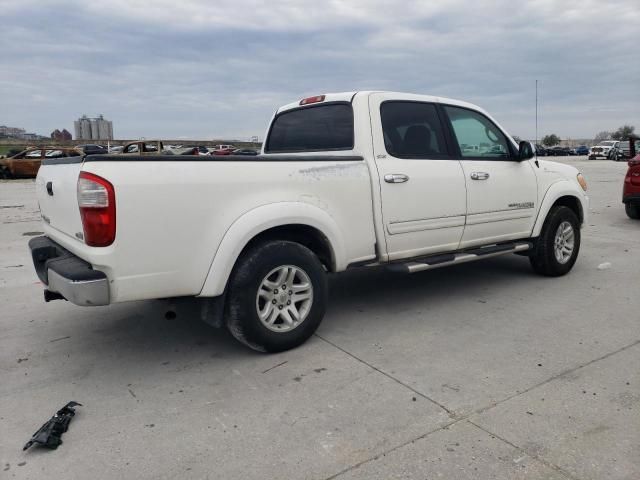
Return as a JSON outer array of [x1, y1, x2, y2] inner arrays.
[[46, 182, 54, 196]]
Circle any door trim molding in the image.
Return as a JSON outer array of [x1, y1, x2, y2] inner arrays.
[[388, 214, 465, 235]]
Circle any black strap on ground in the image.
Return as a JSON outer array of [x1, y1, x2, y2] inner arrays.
[[23, 401, 82, 450]]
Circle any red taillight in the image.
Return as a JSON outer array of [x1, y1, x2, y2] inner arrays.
[[77, 171, 116, 247], [299, 95, 325, 106]]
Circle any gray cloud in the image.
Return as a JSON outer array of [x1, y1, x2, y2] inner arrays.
[[1, 0, 638, 140]]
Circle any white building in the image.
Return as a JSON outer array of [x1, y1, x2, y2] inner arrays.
[[74, 114, 113, 140]]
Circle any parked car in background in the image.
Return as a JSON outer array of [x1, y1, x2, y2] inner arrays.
[[619, 141, 631, 159], [232, 148, 259, 155], [589, 140, 619, 159], [170, 146, 209, 156], [210, 144, 236, 155], [120, 140, 164, 154], [575, 145, 589, 155], [78, 144, 108, 155], [116, 141, 202, 156], [548, 146, 569, 156], [109, 145, 124, 154], [0, 146, 83, 178], [623, 137, 640, 219], [535, 144, 547, 156]]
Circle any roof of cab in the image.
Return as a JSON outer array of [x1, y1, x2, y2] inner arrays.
[[276, 91, 488, 117]]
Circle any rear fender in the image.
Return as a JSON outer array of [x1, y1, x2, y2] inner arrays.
[[198, 202, 345, 297]]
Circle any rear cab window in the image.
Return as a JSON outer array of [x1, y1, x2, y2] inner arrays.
[[265, 103, 354, 153]]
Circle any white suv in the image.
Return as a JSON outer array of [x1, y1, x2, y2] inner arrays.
[[589, 140, 619, 159]]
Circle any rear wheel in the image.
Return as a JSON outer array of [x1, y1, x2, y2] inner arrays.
[[0, 165, 11, 179], [530, 206, 581, 276], [626, 203, 640, 220], [226, 240, 328, 352]]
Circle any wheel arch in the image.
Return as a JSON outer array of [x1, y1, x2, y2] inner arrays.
[[532, 181, 587, 237], [198, 202, 345, 297]]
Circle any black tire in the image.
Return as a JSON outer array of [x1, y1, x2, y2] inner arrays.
[[529, 206, 581, 276], [0, 165, 11, 179], [226, 240, 328, 353], [626, 203, 640, 220]]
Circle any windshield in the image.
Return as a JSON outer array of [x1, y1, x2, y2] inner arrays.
[[600, 141, 616, 146]]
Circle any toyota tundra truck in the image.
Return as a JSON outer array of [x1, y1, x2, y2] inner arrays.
[[29, 91, 589, 352]]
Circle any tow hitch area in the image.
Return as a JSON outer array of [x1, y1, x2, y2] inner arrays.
[[44, 290, 66, 302], [23, 401, 82, 451]]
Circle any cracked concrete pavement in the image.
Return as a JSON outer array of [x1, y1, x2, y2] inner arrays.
[[0, 157, 638, 479]]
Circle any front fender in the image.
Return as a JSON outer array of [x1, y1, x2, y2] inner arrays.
[[198, 202, 346, 297], [531, 180, 589, 237]]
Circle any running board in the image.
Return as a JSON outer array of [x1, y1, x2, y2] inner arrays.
[[389, 241, 533, 274]]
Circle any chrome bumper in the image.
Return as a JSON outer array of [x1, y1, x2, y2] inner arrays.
[[29, 236, 110, 306]]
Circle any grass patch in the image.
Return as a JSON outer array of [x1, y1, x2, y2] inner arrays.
[[0, 145, 26, 157]]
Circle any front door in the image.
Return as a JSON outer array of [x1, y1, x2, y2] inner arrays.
[[11, 149, 43, 177], [369, 94, 467, 261], [442, 105, 538, 248]]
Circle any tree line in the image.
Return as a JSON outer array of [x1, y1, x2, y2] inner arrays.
[[540, 125, 635, 147]]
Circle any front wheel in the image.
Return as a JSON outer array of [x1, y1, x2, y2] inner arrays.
[[226, 240, 328, 352], [626, 203, 640, 220], [530, 206, 581, 276]]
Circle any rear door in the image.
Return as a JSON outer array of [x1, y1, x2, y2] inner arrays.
[[441, 104, 538, 248], [369, 94, 467, 260]]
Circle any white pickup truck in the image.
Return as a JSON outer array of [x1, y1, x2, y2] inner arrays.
[[30, 91, 589, 352]]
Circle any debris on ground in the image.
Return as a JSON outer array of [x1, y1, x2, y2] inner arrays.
[[597, 262, 612, 270], [23, 401, 82, 451]]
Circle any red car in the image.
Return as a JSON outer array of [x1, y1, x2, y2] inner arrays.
[[623, 136, 640, 219], [210, 144, 235, 156]]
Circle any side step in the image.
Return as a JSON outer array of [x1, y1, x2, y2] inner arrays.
[[389, 241, 533, 274]]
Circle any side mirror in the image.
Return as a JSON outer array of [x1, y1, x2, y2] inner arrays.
[[518, 141, 535, 161]]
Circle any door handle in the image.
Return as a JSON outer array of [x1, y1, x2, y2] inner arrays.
[[470, 172, 490, 180], [384, 174, 409, 183]]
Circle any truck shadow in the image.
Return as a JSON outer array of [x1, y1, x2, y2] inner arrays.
[[67, 254, 536, 367], [327, 253, 534, 313]]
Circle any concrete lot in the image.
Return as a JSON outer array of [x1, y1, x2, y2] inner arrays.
[[1, 157, 638, 479]]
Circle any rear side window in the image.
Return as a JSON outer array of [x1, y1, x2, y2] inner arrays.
[[266, 103, 354, 153], [380, 102, 448, 158]]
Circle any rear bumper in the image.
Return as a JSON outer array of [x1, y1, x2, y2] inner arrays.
[[623, 194, 640, 205], [29, 236, 110, 306]]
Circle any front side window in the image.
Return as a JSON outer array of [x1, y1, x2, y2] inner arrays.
[[45, 150, 64, 158], [24, 149, 43, 158], [444, 106, 511, 159], [266, 103, 354, 153], [380, 102, 448, 158]]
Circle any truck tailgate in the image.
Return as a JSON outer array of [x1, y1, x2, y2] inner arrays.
[[35, 161, 85, 242]]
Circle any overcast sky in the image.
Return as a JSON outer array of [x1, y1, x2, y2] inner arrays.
[[1, 0, 638, 141]]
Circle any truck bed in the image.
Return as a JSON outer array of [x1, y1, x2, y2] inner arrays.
[[36, 154, 377, 302]]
